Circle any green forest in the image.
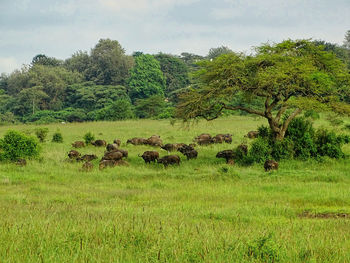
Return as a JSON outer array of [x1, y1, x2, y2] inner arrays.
[[0, 31, 349, 125]]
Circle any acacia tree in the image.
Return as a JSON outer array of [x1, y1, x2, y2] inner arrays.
[[176, 40, 350, 140]]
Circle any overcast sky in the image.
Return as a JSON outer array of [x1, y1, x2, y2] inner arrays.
[[0, 0, 349, 73]]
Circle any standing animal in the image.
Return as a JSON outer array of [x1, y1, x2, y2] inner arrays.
[[68, 150, 81, 159], [77, 154, 98, 162], [72, 141, 85, 148], [99, 160, 117, 170], [216, 150, 235, 163], [127, 137, 148, 145], [247, 131, 259, 139], [102, 151, 123, 161], [264, 160, 278, 171], [81, 162, 93, 172], [194, 133, 213, 145], [92, 140, 107, 147], [146, 135, 163, 147], [139, 151, 159, 163], [237, 144, 248, 155], [157, 155, 181, 167], [106, 143, 119, 152], [178, 145, 198, 160], [113, 149, 128, 158], [113, 139, 121, 147], [161, 143, 178, 152]]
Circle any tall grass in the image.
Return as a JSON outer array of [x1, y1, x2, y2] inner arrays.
[[0, 116, 350, 262]]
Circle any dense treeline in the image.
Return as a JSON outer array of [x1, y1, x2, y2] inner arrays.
[[0, 32, 350, 124]]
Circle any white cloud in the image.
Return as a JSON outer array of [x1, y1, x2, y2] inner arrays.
[[0, 57, 21, 74]]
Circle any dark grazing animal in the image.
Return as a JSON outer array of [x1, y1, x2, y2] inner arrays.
[[102, 151, 123, 161], [139, 151, 159, 163], [237, 144, 248, 155], [264, 160, 278, 171], [247, 131, 259, 139], [99, 160, 117, 170], [216, 150, 235, 163], [178, 145, 198, 160], [77, 154, 98, 162], [72, 141, 85, 148], [113, 149, 128, 158], [157, 155, 181, 167], [81, 161, 93, 172], [194, 133, 213, 145], [127, 137, 148, 145], [68, 150, 81, 159], [92, 139, 107, 147], [113, 139, 121, 147], [146, 135, 163, 147], [106, 143, 119, 152]]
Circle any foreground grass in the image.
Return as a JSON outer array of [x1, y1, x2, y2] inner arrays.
[[1, 116, 350, 262]]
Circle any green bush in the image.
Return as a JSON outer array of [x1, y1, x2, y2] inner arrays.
[[271, 138, 294, 161], [0, 130, 40, 161], [257, 125, 270, 139], [52, 131, 63, 143], [315, 129, 346, 158], [247, 138, 271, 163], [83, 132, 95, 145], [35, 127, 49, 143]]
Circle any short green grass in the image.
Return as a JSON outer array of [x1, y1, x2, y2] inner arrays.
[[1, 116, 350, 262]]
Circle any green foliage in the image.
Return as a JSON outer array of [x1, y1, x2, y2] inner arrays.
[[87, 39, 134, 85], [207, 46, 233, 60], [34, 127, 49, 143], [83, 132, 95, 145], [94, 99, 134, 121], [0, 130, 40, 161], [247, 234, 281, 262], [154, 53, 190, 102], [134, 95, 167, 119], [128, 54, 166, 101], [303, 109, 320, 120], [246, 138, 271, 164], [51, 131, 63, 143], [314, 129, 347, 158]]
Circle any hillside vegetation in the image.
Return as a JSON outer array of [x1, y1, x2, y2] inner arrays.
[[1, 116, 350, 262]]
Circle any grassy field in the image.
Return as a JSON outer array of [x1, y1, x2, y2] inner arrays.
[[1, 116, 350, 262]]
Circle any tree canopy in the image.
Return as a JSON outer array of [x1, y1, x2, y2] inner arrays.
[[176, 39, 350, 140]]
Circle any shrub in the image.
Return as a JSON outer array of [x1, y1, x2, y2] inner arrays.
[[247, 138, 270, 163], [52, 131, 63, 143], [0, 130, 40, 161], [83, 132, 95, 145], [314, 129, 346, 158], [271, 138, 294, 161], [35, 127, 49, 143], [257, 125, 270, 139]]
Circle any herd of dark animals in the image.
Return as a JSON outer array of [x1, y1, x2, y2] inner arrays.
[[67, 132, 279, 172]]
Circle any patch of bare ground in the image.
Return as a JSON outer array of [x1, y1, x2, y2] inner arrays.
[[299, 211, 350, 219]]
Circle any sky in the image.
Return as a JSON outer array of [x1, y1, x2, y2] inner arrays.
[[0, 0, 349, 73]]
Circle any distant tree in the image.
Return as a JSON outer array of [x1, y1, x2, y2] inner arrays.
[[128, 54, 166, 101], [87, 39, 134, 85], [64, 83, 129, 111], [177, 40, 350, 141], [28, 65, 83, 110], [64, 51, 91, 75], [313, 40, 349, 68], [180, 52, 204, 71], [207, 46, 233, 60], [344, 30, 350, 49], [15, 86, 49, 115], [32, 54, 63, 67], [134, 95, 167, 118], [154, 53, 190, 102]]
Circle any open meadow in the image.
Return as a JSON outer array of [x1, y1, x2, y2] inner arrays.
[[1, 116, 350, 262]]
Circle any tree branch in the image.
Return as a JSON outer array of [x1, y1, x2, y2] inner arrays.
[[222, 104, 265, 117], [281, 108, 302, 133]]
